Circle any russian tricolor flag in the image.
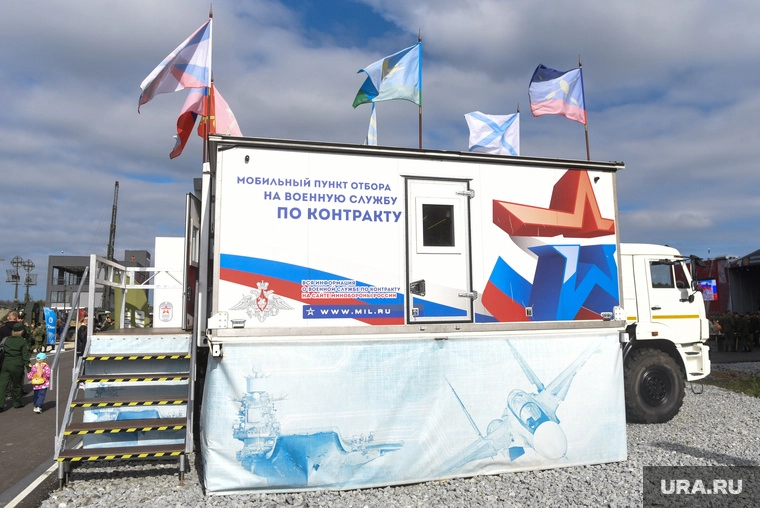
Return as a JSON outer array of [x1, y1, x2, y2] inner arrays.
[[139, 19, 212, 111]]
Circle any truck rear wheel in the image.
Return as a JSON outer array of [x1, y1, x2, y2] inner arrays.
[[624, 348, 684, 423]]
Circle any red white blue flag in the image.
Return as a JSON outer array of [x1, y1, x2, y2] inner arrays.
[[139, 19, 212, 111], [171, 84, 241, 159], [528, 65, 586, 125]]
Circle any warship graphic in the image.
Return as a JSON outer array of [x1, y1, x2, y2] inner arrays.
[[233, 367, 403, 486], [232, 369, 283, 465]]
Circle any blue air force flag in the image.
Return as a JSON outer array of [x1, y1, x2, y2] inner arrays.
[[464, 111, 520, 156]]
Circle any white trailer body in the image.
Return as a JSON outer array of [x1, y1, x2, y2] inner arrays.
[[198, 137, 628, 494]]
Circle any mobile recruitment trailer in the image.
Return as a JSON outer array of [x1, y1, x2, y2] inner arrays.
[[197, 136, 628, 494]]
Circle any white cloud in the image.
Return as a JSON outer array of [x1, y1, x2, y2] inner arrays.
[[2, 0, 760, 301]]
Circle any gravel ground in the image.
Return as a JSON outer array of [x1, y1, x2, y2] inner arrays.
[[41, 363, 760, 508]]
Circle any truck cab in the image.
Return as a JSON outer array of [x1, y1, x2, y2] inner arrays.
[[620, 243, 711, 423]]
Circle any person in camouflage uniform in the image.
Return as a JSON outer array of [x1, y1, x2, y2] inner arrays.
[[0, 323, 30, 410], [31, 322, 46, 354]]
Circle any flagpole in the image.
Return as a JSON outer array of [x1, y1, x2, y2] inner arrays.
[[579, 55, 590, 161], [418, 31, 422, 149], [203, 6, 213, 164]]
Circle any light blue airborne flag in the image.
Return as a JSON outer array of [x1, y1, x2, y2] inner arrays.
[[44, 307, 57, 346], [464, 112, 520, 156], [353, 43, 422, 108], [364, 103, 377, 145]]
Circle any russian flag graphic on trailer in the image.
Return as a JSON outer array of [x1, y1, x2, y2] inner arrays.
[[481, 170, 619, 322], [220, 254, 404, 326]]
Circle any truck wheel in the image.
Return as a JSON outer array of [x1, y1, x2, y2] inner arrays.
[[624, 349, 684, 423]]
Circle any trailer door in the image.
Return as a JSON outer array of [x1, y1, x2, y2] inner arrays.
[[406, 179, 473, 323], [183, 192, 200, 330]]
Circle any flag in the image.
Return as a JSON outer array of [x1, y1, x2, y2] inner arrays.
[[44, 307, 57, 346], [364, 103, 377, 145], [170, 89, 204, 159], [203, 84, 243, 137], [353, 43, 422, 108], [139, 19, 212, 111], [465, 112, 520, 156], [528, 65, 586, 125], [171, 84, 242, 159]]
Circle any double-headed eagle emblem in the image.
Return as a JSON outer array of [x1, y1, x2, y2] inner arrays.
[[229, 281, 293, 323]]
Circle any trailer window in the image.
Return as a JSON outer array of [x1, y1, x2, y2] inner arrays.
[[422, 204, 454, 247], [650, 262, 674, 289]]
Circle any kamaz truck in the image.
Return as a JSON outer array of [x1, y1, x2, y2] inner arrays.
[[620, 243, 710, 423]]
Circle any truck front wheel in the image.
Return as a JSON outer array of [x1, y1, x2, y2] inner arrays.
[[624, 348, 684, 423]]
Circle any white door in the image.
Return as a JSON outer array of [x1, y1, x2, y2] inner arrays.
[[645, 259, 702, 342], [406, 179, 473, 323], [183, 193, 200, 331]]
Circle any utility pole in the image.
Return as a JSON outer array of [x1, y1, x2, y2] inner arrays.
[[107, 181, 119, 261], [104, 181, 119, 311]]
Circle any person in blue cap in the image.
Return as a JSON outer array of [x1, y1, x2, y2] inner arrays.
[[27, 352, 51, 413]]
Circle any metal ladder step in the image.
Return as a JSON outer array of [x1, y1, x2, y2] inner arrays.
[[57, 443, 186, 460], [71, 395, 188, 408], [64, 417, 187, 435], [77, 373, 190, 383], [85, 353, 191, 361]]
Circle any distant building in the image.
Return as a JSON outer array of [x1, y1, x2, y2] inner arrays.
[[46, 250, 151, 316], [694, 249, 760, 314]]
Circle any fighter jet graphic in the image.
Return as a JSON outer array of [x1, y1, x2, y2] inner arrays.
[[438, 339, 600, 475]]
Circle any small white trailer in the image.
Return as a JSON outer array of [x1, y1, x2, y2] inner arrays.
[[196, 137, 631, 494], [60, 137, 710, 493]]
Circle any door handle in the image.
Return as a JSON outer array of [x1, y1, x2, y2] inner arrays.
[[651, 306, 661, 310], [409, 280, 426, 296]]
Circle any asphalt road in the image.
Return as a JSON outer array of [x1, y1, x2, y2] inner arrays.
[[0, 342, 75, 507]]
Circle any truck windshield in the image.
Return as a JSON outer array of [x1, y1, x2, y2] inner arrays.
[[650, 261, 690, 289]]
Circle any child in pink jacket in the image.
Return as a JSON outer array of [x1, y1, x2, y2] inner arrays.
[[27, 352, 51, 414]]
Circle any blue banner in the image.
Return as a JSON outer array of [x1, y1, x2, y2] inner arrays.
[[44, 307, 57, 345], [200, 331, 627, 494]]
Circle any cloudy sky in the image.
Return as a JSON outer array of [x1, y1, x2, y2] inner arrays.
[[2, 0, 758, 302]]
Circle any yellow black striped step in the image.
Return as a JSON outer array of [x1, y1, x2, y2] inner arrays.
[[84, 353, 191, 361], [63, 417, 186, 435], [57, 444, 186, 462], [71, 395, 188, 408], [77, 373, 190, 383]]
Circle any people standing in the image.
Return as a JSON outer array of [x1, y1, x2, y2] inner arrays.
[[100, 313, 114, 331], [0, 311, 27, 341], [76, 316, 89, 357], [31, 322, 46, 354], [0, 323, 30, 410], [27, 352, 51, 414]]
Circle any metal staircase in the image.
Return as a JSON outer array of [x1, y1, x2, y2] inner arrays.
[[55, 255, 195, 488], [56, 328, 194, 487]]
